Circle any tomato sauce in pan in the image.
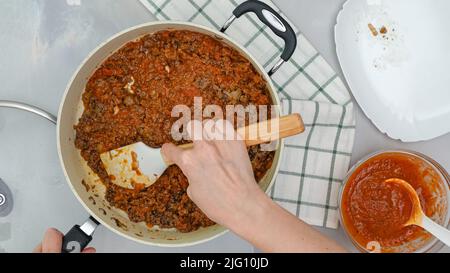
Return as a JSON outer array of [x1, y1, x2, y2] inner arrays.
[[341, 152, 446, 252], [74, 30, 275, 232]]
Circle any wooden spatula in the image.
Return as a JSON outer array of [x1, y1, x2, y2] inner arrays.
[[100, 114, 304, 189]]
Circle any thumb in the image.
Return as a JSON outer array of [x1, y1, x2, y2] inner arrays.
[[42, 228, 63, 253], [82, 247, 97, 254], [161, 143, 185, 167]]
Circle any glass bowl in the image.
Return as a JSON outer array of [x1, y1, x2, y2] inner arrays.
[[338, 150, 450, 253]]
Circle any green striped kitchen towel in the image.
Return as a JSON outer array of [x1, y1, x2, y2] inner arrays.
[[139, 0, 356, 229]]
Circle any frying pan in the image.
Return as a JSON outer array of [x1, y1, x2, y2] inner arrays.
[[0, 0, 298, 251]]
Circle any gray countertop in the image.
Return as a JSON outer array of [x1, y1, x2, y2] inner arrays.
[[0, 0, 448, 253]]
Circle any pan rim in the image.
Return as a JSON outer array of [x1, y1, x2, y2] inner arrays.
[[57, 20, 284, 248]]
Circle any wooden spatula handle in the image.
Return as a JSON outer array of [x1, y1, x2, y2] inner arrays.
[[238, 113, 304, 146], [177, 114, 304, 149]]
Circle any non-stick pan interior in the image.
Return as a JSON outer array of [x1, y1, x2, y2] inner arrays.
[[57, 22, 283, 247]]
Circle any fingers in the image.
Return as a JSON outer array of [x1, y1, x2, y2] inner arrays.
[[209, 120, 246, 159], [186, 119, 246, 160], [203, 119, 220, 141], [34, 228, 97, 253], [186, 119, 204, 144], [213, 119, 243, 141], [187, 119, 240, 142], [82, 247, 97, 253], [42, 228, 63, 253], [33, 243, 43, 253], [161, 143, 185, 166], [186, 186, 193, 199], [163, 119, 245, 173], [203, 119, 242, 141]]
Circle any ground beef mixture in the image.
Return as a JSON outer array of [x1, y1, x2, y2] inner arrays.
[[74, 30, 275, 232]]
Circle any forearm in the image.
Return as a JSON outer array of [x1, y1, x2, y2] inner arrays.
[[229, 191, 347, 253]]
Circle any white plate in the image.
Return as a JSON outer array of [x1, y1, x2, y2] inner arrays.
[[335, 0, 450, 142]]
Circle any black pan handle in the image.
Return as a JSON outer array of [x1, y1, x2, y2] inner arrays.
[[221, 0, 297, 76], [62, 216, 100, 253]]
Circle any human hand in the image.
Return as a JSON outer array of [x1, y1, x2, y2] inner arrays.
[[162, 119, 346, 253], [33, 228, 96, 253], [162, 119, 268, 229]]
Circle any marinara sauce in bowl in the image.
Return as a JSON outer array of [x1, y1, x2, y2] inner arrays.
[[339, 151, 450, 253]]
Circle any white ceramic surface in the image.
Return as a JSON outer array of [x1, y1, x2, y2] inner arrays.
[[335, 0, 450, 142]]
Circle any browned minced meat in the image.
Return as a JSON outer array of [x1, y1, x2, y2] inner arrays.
[[74, 30, 275, 232]]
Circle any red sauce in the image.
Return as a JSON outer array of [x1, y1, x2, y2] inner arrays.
[[341, 152, 445, 252]]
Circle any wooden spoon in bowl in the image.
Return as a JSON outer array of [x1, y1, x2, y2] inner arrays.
[[101, 114, 304, 190], [384, 178, 450, 247]]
